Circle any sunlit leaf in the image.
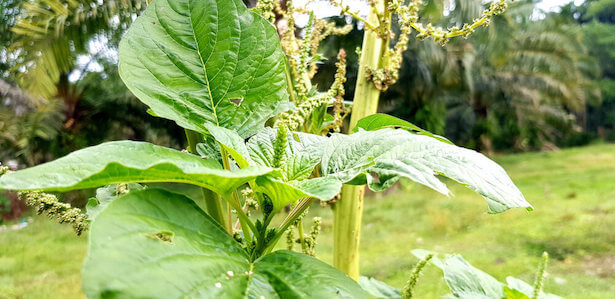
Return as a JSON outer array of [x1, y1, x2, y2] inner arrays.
[[0, 141, 272, 195], [322, 129, 532, 213], [119, 0, 290, 137]]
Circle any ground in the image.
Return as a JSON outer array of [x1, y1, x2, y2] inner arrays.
[[1, 143, 614, 298]]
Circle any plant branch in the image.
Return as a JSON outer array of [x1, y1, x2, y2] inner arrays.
[[263, 197, 314, 255], [329, 0, 378, 31], [184, 129, 229, 232]]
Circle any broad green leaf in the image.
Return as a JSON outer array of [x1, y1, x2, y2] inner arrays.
[[412, 250, 504, 299], [83, 188, 366, 298], [247, 127, 326, 181], [247, 128, 340, 211], [353, 113, 452, 144], [254, 176, 341, 212], [86, 183, 145, 221], [322, 129, 532, 213], [506, 277, 534, 298], [0, 141, 272, 195], [504, 286, 532, 299], [119, 0, 290, 137], [358, 276, 401, 299], [505, 277, 562, 299], [204, 124, 251, 168], [196, 138, 223, 165]]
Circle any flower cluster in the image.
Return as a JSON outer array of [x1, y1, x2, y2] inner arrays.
[[276, 49, 349, 130], [408, 0, 509, 44], [253, 0, 275, 23], [263, 0, 351, 130], [19, 191, 88, 235], [330, 0, 510, 91], [0, 164, 8, 176], [401, 253, 433, 298], [329, 49, 350, 132], [272, 124, 288, 169], [286, 216, 322, 256]]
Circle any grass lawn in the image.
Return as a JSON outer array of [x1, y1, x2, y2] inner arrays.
[[1, 143, 614, 298]]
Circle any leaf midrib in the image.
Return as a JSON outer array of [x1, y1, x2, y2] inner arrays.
[[188, 0, 219, 126]]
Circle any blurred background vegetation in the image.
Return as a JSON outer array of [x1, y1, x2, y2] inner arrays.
[[0, 0, 614, 297], [1, 0, 613, 169]]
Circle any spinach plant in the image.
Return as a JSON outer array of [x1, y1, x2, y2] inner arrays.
[[0, 0, 531, 297]]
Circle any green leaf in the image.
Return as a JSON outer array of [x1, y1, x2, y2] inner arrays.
[[119, 0, 290, 138], [353, 113, 452, 144], [322, 129, 532, 213], [505, 277, 562, 299], [358, 276, 401, 299], [204, 124, 251, 168], [83, 188, 367, 298], [247, 128, 341, 211], [86, 183, 145, 221], [248, 127, 326, 181], [504, 286, 532, 299], [254, 176, 341, 212], [412, 250, 504, 299], [0, 141, 272, 195]]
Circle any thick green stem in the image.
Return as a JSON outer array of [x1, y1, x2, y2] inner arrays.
[[201, 188, 229, 232], [184, 129, 229, 232], [333, 0, 388, 281]]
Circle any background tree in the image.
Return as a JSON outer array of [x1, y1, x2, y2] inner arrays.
[[1, 0, 184, 166], [572, 0, 615, 141], [316, 0, 602, 152]]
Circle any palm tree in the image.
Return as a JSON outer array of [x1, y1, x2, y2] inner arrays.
[[2, 0, 185, 165], [383, 0, 600, 152], [9, 0, 148, 122]]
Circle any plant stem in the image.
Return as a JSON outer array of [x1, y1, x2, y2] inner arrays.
[[333, 0, 388, 281], [263, 197, 314, 255], [184, 129, 229, 232], [298, 218, 307, 253], [219, 147, 240, 235]]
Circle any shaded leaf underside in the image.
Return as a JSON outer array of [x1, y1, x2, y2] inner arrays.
[[82, 188, 367, 298]]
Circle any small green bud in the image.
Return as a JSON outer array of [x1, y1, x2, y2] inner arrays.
[[262, 194, 274, 218], [272, 125, 288, 168], [286, 227, 295, 250]]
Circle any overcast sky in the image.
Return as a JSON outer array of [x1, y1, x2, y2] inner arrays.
[[298, 0, 585, 20]]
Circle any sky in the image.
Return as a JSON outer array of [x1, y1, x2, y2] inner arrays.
[[298, 0, 585, 20], [536, 0, 585, 12]]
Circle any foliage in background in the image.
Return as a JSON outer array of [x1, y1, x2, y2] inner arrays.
[[0, 0, 184, 167], [315, 0, 607, 152], [573, 0, 615, 141], [0, 0, 535, 296]]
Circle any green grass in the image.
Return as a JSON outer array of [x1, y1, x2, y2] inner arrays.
[[0, 218, 86, 298], [1, 143, 614, 298]]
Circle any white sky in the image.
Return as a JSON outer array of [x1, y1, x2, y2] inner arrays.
[[298, 0, 585, 20], [536, 0, 585, 12]]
